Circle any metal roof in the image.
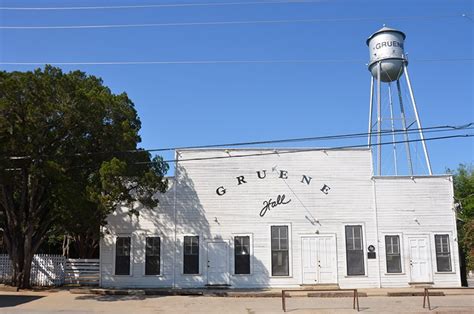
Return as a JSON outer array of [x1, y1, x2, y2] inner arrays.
[[366, 26, 406, 45]]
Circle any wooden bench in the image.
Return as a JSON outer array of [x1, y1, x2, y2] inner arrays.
[[422, 287, 474, 310], [282, 289, 359, 312]]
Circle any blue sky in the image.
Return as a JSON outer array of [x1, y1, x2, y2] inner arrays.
[[1, 0, 472, 175]]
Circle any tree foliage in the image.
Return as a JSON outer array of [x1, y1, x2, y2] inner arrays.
[[449, 164, 474, 270], [0, 66, 168, 287]]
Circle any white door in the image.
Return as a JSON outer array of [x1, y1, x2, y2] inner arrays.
[[302, 237, 318, 283], [207, 241, 230, 285], [302, 236, 337, 284], [408, 236, 432, 283]]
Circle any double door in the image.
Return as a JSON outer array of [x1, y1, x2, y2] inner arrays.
[[301, 235, 337, 284]]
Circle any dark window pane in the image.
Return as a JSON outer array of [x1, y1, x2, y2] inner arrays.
[[435, 235, 452, 272], [184, 236, 199, 274], [385, 236, 402, 273], [436, 255, 451, 272], [115, 237, 130, 275], [145, 237, 160, 275], [345, 226, 365, 276], [272, 251, 289, 276], [115, 256, 130, 275], [145, 257, 160, 275], [386, 254, 402, 273], [184, 255, 199, 274], [235, 255, 250, 274], [271, 226, 289, 276], [235, 236, 250, 274], [347, 250, 365, 275]]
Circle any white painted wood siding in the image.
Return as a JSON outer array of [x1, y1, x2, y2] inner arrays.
[[374, 176, 460, 287], [100, 180, 176, 288], [100, 149, 459, 289]]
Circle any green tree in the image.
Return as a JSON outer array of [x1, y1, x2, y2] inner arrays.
[[450, 164, 474, 270], [0, 66, 168, 288]]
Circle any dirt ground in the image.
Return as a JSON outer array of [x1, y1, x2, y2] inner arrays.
[[0, 290, 473, 313]]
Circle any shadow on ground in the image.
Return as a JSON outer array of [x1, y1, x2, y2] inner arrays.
[[0, 295, 44, 307], [74, 294, 168, 302]]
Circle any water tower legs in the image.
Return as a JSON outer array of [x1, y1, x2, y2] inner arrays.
[[377, 62, 382, 176], [403, 64, 433, 175], [388, 84, 398, 176], [368, 77, 374, 147], [396, 80, 414, 176]]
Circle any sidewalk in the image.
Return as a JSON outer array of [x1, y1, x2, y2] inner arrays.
[[69, 286, 474, 298], [0, 289, 473, 313]]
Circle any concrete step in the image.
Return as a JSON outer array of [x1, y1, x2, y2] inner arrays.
[[387, 291, 444, 297], [308, 292, 367, 298], [408, 282, 434, 288], [299, 284, 340, 290]]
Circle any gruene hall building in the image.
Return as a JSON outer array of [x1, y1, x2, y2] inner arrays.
[[100, 148, 460, 289]]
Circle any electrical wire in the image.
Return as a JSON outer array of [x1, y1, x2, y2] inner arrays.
[[0, 1, 324, 11], [0, 59, 366, 65], [1, 58, 472, 66], [6, 133, 471, 172], [150, 133, 473, 164], [133, 123, 474, 153], [5, 123, 473, 160], [0, 14, 468, 30]]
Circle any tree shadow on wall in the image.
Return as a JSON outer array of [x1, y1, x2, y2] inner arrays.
[[102, 163, 270, 290]]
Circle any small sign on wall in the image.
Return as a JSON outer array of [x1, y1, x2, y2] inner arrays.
[[367, 245, 376, 259]]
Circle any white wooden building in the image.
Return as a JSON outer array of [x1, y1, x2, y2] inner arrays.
[[99, 148, 461, 288]]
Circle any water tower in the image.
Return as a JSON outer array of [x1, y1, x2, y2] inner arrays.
[[366, 26, 432, 176]]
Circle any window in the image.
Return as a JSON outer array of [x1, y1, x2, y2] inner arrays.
[[145, 237, 161, 275], [183, 236, 199, 274], [345, 225, 365, 276], [115, 237, 131, 275], [385, 235, 402, 273], [435, 234, 452, 272], [234, 236, 250, 274], [271, 226, 289, 276]]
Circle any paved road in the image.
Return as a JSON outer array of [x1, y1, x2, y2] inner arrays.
[[0, 291, 473, 313]]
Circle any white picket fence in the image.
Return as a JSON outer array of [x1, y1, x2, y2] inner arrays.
[[30, 254, 66, 286], [65, 259, 100, 286], [0, 254, 99, 287]]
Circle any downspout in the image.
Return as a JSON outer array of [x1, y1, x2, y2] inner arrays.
[[172, 151, 179, 289], [99, 226, 103, 287], [449, 176, 462, 286], [372, 177, 382, 288]]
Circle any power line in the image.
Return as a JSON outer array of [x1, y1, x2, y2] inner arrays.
[[5, 123, 473, 160], [0, 0, 323, 11], [1, 58, 472, 66], [66, 133, 474, 171], [6, 132, 471, 172], [140, 124, 474, 153], [153, 134, 473, 164], [0, 14, 467, 30], [0, 59, 365, 65]]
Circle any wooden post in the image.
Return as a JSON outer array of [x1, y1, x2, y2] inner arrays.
[[353, 289, 356, 309], [356, 289, 360, 311], [426, 288, 431, 310], [423, 288, 426, 308], [282, 290, 286, 312]]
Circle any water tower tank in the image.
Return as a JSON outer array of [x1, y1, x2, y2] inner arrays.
[[367, 26, 407, 82]]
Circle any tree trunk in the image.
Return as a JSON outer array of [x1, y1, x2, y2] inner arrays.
[[1, 173, 50, 289], [6, 233, 35, 289], [74, 233, 99, 259]]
